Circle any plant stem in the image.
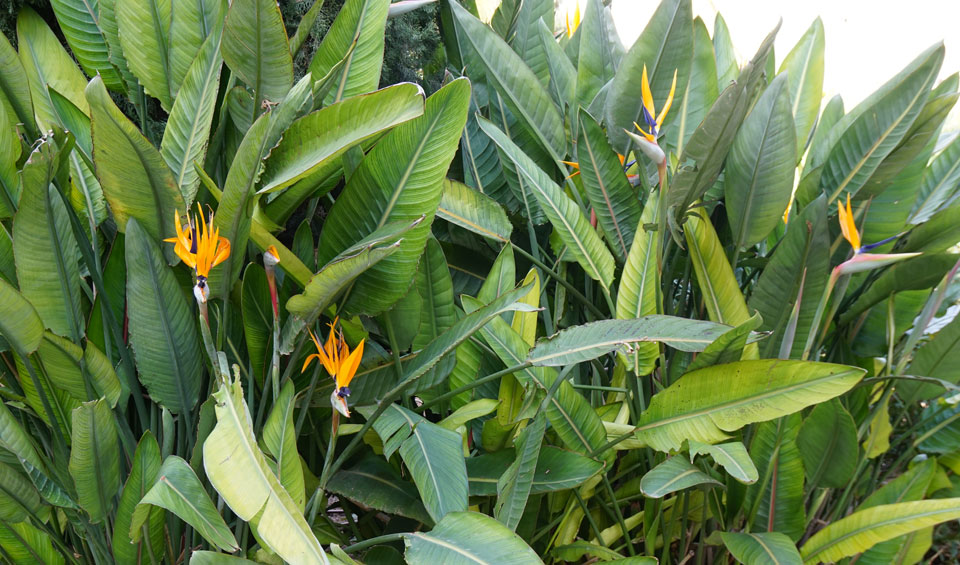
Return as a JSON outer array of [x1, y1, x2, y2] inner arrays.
[[342, 533, 407, 554], [511, 243, 606, 318]]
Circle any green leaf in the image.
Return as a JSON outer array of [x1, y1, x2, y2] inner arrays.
[[49, 0, 123, 89], [725, 73, 796, 250], [437, 179, 512, 243], [69, 398, 121, 522], [911, 128, 960, 224], [801, 499, 960, 564], [0, 400, 44, 473], [617, 193, 660, 374], [840, 254, 959, 324], [0, 31, 35, 136], [0, 461, 43, 522], [495, 415, 545, 531], [286, 216, 417, 333], [0, 267, 45, 355], [633, 360, 865, 452], [438, 399, 499, 431], [689, 441, 758, 484], [132, 456, 238, 552], [125, 218, 202, 415], [34, 332, 122, 408], [537, 18, 575, 111], [309, 0, 389, 104], [414, 238, 456, 353], [480, 117, 615, 288], [902, 315, 960, 403], [687, 313, 763, 372], [161, 30, 223, 204], [797, 399, 858, 488], [462, 296, 607, 456], [663, 16, 718, 157], [507, 0, 552, 85], [778, 17, 824, 157], [316, 78, 470, 315], [749, 196, 830, 359], [262, 380, 305, 510], [640, 455, 720, 498], [17, 7, 90, 129], [327, 454, 432, 524], [87, 76, 185, 262], [669, 25, 777, 215], [241, 264, 276, 385], [528, 316, 745, 366], [817, 43, 943, 203], [168, 0, 225, 96], [13, 136, 82, 339], [684, 207, 754, 332], [467, 446, 603, 496], [744, 415, 805, 540], [712, 14, 737, 86], [114, 431, 164, 565], [720, 532, 802, 565], [0, 521, 64, 565], [576, 0, 622, 107], [605, 0, 692, 155], [449, 1, 565, 160], [0, 103, 20, 218], [259, 83, 424, 195], [222, 0, 293, 102], [203, 378, 327, 562], [404, 511, 543, 565], [189, 552, 261, 565], [576, 110, 641, 261], [116, 0, 173, 109]]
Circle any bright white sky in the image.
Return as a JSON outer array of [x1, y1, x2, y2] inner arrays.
[[479, 0, 960, 128]]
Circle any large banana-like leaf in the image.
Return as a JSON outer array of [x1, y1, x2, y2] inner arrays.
[[816, 43, 943, 203], [169, 0, 225, 95], [17, 7, 90, 129], [527, 316, 746, 366], [632, 360, 865, 452], [449, 1, 565, 160], [640, 456, 720, 499], [132, 456, 238, 552], [161, 30, 223, 204], [309, 0, 389, 104], [720, 532, 802, 565], [467, 446, 603, 496], [777, 17, 824, 158], [576, 0, 622, 107], [901, 314, 960, 403], [222, 0, 293, 102], [437, 179, 512, 243], [413, 238, 456, 354], [404, 511, 543, 565], [604, 0, 692, 155], [910, 130, 960, 224], [286, 216, 418, 339], [664, 16, 718, 157], [69, 398, 121, 523], [0, 32, 35, 135], [258, 82, 424, 195], [801, 499, 960, 564], [797, 399, 858, 489], [684, 207, 753, 332], [725, 73, 796, 250], [204, 377, 328, 563], [13, 137, 82, 339], [576, 110, 641, 261], [316, 78, 470, 315], [49, 0, 123, 90], [507, 0, 552, 84], [327, 455, 433, 524], [114, 432, 165, 565], [840, 254, 958, 323], [262, 380, 305, 511], [537, 19, 575, 111], [96, 0, 136, 93], [748, 196, 829, 359], [495, 414, 544, 531], [366, 404, 468, 523], [480, 117, 615, 288], [33, 332, 122, 407], [190, 552, 260, 565], [0, 398, 44, 474], [87, 76, 185, 263], [460, 91, 517, 213], [116, 0, 173, 109], [0, 460, 43, 523], [0, 92, 21, 218], [617, 193, 660, 374], [0, 521, 64, 565], [743, 415, 805, 541], [462, 296, 607, 456], [125, 219, 202, 415]]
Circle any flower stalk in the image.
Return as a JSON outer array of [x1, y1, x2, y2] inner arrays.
[[264, 245, 282, 401]]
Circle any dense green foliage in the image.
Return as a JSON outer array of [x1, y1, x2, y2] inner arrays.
[[0, 0, 959, 563]]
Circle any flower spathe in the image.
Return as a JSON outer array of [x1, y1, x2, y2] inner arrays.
[[303, 317, 365, 418], [165, 204, 230, 302], [564, 0, 581, 38]]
